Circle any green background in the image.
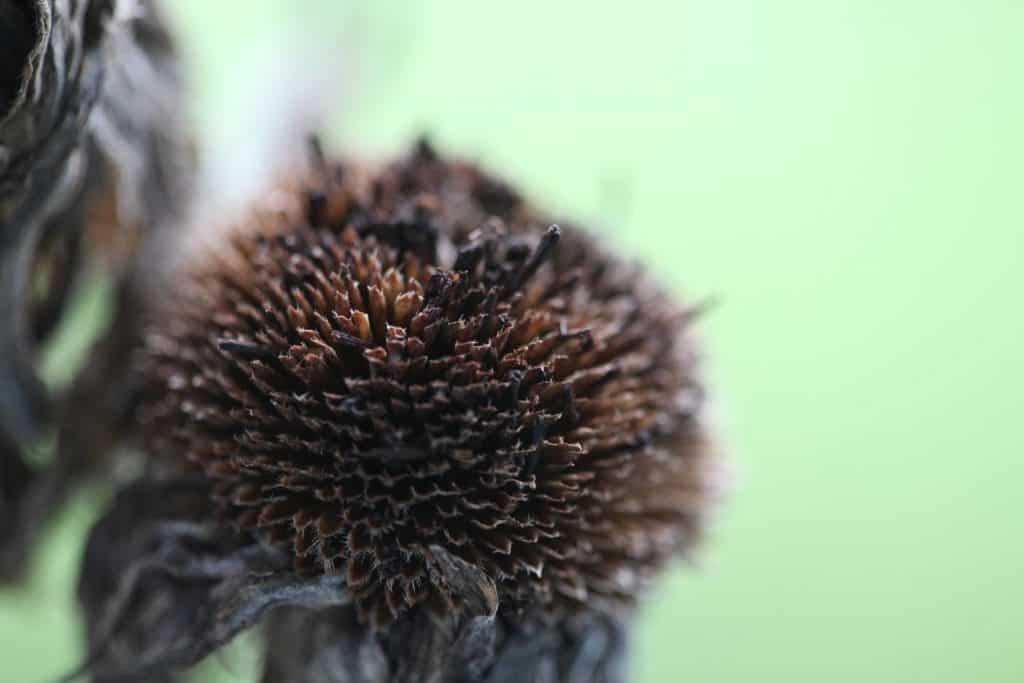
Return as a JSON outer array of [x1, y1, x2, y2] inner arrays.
[[3, 1, 1022, 681]]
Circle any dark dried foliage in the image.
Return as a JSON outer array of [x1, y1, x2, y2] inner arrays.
[[0, 1, 33, 114], [75, 478, 347, 682], [263, 601, 628, 683], [140, 141, 718, 630], [0, 0, 191, 580]]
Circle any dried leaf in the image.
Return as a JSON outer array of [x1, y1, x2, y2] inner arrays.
[[73, 478, 348, 682], [0, 0, 192, 582]]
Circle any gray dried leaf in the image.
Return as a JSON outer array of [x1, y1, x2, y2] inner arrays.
[[73, 478, 349, 682], [260, 598, 630, 683], [0, 0, 192, 582]]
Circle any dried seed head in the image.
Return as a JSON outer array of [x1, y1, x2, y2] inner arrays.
[[139, 140, 720, 627]]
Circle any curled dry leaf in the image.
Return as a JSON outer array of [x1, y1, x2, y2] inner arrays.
[[0, 0, 192, 581], [75, 478, 348, 682]]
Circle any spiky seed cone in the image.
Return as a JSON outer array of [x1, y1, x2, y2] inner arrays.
[[139, 141, 719, 628]]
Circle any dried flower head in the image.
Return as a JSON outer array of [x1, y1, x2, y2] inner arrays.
[[139, 140, 719, 628]]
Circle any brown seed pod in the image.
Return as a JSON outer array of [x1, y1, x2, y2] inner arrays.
[[138, 140, 720, 628]]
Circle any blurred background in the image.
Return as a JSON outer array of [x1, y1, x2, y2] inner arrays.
[[2, 1, 1022, 681]]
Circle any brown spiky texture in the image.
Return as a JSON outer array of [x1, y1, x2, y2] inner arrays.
[[139, 141, 719, 628]]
